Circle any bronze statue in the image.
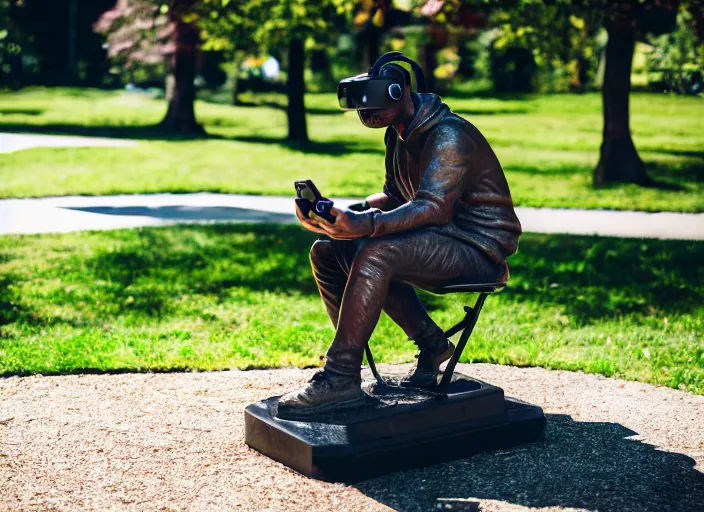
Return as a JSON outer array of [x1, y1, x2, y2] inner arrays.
[[278, 52, 522, 417]]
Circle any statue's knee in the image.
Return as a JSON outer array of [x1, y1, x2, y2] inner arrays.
[[354, 239, 398, 272], [310, 239, 335, 266]]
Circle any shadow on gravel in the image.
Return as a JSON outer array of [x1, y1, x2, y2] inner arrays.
[[356, 414, 704, 512]]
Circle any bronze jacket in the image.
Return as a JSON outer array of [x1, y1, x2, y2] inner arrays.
[[372, 92, 522, 264]]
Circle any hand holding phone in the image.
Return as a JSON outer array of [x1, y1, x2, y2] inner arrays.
[[294, 179, 336, 224]]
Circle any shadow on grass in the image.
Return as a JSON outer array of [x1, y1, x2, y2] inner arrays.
[[642, 179, 687, 191], [1, 225, 701, 332], [0, 108, 45, 116], [505, 162, 590, 177], [228, 135, 383, 155], [357, 414, 704, 511], [505, 158, 703, 189], [0, 122, 208, 141], [645, 159, 704, 185], [451, 107, 531, 116], [0, 273, 80, 329], [82, 225, 319, 314], [235, 98, 345, 116], [0, 275, 23, 326], [0, 122, 383, 155], [507, 233, 703, 323], [657, 149, 704, 160], [443, 89, 535, 101], [0, 225, 317, 329]]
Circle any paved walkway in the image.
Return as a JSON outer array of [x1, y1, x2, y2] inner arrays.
[[0, 132, 137, 153], [1, 363, 702, 511], [1, 193, 703, 240]]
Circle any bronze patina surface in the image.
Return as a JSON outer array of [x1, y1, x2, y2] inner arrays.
[[280, 53, 522, 414], [246, 54, 546, 474]]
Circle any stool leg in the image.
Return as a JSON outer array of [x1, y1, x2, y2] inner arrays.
[[364, 344, 385, 386], [438, 293, 489, 394]]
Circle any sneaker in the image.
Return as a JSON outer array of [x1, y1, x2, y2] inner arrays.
[[277, 370, 366, 419], [401, 341, 455, 389]]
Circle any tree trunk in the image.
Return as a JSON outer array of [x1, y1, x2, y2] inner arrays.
[[231, 51, 244, 106], [286, 37, 309, 143], [593, 23, 649, 186], [422, 44, 438, 93], [355, 24, 381, 71], [158, 15, 204, 135], [311, 49, 335, 90], [66, 0, 78, 85], [367, 26, 381, 69], [231, 71, 241, 106]]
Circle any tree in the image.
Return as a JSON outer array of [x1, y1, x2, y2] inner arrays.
[[647, 8, 704, 95], [591, 0, 699, 186], [352, 0, 389, 70], [2, 0, 115, 87], [415, 0, 491, 93], [95, 0, 204, 134], [197, 0, 265, 106], [486, 2, 601, 92], [159, 0, 204, 133], [437, 0, 701, 187], [0, 0, 26, 88], [247, 0, 352, 143], [201, 0, 351, 143]]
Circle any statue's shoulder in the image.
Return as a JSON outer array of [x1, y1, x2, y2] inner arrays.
[[435, 109, 485, 147], [440, 109, 471, 129], [428, 114, 472, 141]]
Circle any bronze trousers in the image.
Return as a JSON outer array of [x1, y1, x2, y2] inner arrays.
[[310, 230, 504, 380]]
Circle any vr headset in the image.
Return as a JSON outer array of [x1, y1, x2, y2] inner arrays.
[[337, 52, 426, 110]]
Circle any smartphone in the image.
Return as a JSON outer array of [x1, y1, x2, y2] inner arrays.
[[294, 179, 336, 224]]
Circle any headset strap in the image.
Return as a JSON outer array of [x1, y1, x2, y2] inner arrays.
[[369, 52, 426, 93]]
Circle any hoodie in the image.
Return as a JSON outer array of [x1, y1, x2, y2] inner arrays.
[[371, 92, 522, 264]]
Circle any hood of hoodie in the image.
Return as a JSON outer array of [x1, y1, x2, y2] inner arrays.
[[383, 93, 452, 203], [401, 93, 450, 142]]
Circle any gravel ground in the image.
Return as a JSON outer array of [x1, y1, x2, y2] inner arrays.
[[1, 364, 702, 512]]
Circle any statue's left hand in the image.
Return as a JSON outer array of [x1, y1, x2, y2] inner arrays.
[[308, 207, 373, 240]]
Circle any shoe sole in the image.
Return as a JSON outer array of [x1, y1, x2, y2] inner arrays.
[[276, 394, 369, 420]]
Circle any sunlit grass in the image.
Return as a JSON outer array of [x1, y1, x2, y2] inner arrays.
[[0, 87, 702, 211], [1, 224, 701, 393]]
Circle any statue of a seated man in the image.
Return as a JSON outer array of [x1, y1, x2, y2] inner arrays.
[[279, 52, 522, 417]]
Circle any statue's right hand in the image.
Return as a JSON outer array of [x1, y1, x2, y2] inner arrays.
[[295, 200, 327, 235]]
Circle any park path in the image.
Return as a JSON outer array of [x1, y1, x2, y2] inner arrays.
[[0, 132, 137, 153], [1, 192, 703, 240], [1, 363, 702, 511]]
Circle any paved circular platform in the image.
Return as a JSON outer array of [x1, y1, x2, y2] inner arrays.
[[1, 363, 702, 511]]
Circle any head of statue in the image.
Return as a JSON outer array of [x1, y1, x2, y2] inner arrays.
[[337, 52, 425, 129]]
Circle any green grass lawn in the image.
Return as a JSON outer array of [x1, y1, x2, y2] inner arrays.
[[0, 87, 702, 212], [1, 225, 701, 393]]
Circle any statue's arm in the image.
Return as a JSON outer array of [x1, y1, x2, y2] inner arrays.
[[370, 124, 474, 237], [379, 184, 405, 211]]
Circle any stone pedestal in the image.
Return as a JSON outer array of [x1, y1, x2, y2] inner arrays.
[[244, 373, 546, 482]]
